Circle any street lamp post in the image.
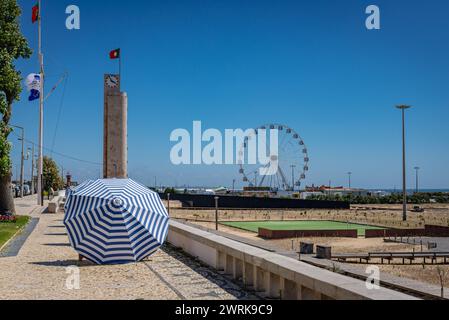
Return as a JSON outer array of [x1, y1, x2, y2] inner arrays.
[[11, 125, 25, 198], [347, 172, 352, 189], [414, 167, 420, 193], [396, 105, 412, 221], [290, 165, 296, 192], [28, 146, 34, 194], [31, 145, 36, 194]]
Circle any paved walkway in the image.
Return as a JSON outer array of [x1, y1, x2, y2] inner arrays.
[[393, 237, 449, 252], [0, 196, 257, 300]]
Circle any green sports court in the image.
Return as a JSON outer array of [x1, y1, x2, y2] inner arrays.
[[221, 220, 386, 237]]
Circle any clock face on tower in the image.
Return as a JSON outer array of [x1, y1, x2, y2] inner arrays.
[[105, 75, 119, 88]]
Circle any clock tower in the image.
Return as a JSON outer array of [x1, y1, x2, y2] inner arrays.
[[103, 74, 128, 178]]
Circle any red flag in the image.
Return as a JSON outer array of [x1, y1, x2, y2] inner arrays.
[[109, 49, 120, 59], [32, 4, 39, 24]]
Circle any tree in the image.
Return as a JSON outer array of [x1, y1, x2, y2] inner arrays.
[[43, 157, 63, 193], [0, 0, 32, 214]]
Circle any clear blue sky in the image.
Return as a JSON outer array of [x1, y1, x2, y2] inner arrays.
[[10, 0, 449, 189]]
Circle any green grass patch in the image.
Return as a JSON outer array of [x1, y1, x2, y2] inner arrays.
[[221, 220, 385, 237], [0, 216, 30, 249]]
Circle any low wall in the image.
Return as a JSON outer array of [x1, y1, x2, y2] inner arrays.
[[258, 228, 358, 239], [424, 225, 449, 237], [365, 225, 449, 238], [167, 220, 416, 300], [160, 193, 350, 209], [365, 229, 425, 238]]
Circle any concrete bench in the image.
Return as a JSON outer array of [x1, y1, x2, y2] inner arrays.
[[48, 192, 64, 213]]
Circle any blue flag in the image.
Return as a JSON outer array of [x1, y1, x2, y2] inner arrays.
[[25, 74, 41, 102], [29, 89, 40, 101]]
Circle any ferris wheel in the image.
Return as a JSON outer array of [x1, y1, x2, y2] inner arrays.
[[237, 124, 309, 191]]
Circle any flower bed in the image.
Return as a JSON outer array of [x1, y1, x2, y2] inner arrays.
[[0, 215, 18, 223]]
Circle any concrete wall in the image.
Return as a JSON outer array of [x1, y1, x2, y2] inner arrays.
[[160, 193, 350, 209], [365, 225, 449, 238], [167, 220, 417, 300]]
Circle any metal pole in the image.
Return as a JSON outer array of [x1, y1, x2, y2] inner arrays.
[[402, 109, 407, 220], [348, 172, 352, 189], [37, 0, 44, 206], [215, 196, 219, 231], [61, 166, 64, 187], [414, 167, 420, 193], [11, 125, 25, 198], [31, 144, 35, 194], [167, 193, 170, 215], [290, 165, 296, 191], [397, 105, 411, 221], [20, 129, 24, 198], [402, 108, 407, 221]]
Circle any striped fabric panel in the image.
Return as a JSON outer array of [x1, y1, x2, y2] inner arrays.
[[63, 178, 169, 265]]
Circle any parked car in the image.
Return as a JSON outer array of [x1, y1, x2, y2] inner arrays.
[[23, 185, 31, 196], [411, 205, 425, 213]]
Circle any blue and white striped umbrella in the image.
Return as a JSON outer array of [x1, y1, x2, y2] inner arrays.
[[64, 178, 169, 265], [64, 179, 94, 211]]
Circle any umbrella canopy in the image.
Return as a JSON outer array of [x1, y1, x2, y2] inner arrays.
[[64, 178, 169, 264], [64, 179, 94, 211]]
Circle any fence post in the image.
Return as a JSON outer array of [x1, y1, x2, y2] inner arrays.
[[167, 193, 170, 215], [215, 196, 219, 231]]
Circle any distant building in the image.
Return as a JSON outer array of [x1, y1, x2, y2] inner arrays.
[[300, 192, 323, 200], [303, 185, 371, 198]]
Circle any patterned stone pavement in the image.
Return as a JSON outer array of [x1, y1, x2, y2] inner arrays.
[[0, 196, 258, 300], [148, 245, 258, 300]]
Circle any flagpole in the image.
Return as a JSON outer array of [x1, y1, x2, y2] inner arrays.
[[37, 0, 44, 206]]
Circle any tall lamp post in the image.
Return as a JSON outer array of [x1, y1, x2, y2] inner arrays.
[[347, 172, 352, 189], [396, 105, 412, 221], [414, 167, 420, 193], [290, 165, 296, 191], [28, 146, 34, 194], [11, 125, 25, 198]]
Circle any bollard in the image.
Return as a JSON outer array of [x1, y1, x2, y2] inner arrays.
[[215, 196, 219, 231], [167, 193, 170, 215]]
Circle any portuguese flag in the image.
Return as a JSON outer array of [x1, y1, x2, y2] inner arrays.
[[32, 3, 39, 23], [109, 48, 120, 59]]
